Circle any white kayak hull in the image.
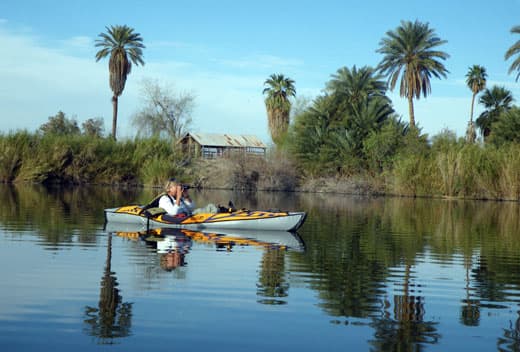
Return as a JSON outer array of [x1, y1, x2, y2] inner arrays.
[[104, 207, 306, 232]]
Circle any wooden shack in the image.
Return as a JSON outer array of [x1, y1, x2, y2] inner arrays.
[[178, 132, 267, 159]]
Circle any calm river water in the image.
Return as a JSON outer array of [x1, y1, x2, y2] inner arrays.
[[1, 184, 520, 351]]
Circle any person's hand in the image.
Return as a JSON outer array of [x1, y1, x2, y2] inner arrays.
[[175, 185, 183, 203]]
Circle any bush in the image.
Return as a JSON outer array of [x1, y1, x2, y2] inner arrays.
[[489, 107, 520, 146], [39, 111, 80, 135], [363, 118, 406, 174]]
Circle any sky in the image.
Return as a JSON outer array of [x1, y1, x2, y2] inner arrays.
[[1, 0, 520, 143]]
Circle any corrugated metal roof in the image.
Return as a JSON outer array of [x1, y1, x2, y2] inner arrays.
[[182, 133, 267, 148]]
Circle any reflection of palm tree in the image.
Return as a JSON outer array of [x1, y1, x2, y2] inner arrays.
[[84, 233, 132, 343], [370, 263, 440, 350], [460, 254, 480, 326], [257, 248, 289, 304], [395, 264, 424, 321]]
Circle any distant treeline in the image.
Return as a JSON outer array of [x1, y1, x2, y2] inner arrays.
[[1, 128, 520, 201]]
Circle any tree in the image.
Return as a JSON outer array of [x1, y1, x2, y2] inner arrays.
[[363, 116, 408, 173], [131, 79, 194, 141], [505, 25, 520, 81], [475, 86, 514, 139], [95, 25, 145, 140], [488, 107, 520, 145], [377, 20, 449, 129], [82, 118, 105, 137], [289, 91, 395, 175], [289, 95, 335, 174], [326, 65, 387, 112], [342, 96, 395, 154], [262, 74, 296, 146], [465, 65, 487, 143], [39, 111, 80, 135]]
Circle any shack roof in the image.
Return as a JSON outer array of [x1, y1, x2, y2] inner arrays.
[[180, 132, 267, 149]]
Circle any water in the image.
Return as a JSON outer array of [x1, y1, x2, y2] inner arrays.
[[1, 184, 520, 351]]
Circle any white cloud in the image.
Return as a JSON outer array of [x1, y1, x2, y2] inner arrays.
[[0, 27, 129, 133], [0, 25, 274, 142]]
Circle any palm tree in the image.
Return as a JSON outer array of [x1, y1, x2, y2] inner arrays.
[[377, 20, 449, 129], [505, 25, 520, 81], [95, 25, 145, 140], [262, 74, 296, 145], [475, 86, 514, 139], [327, 65, 387, 108], [465, 65, 487, 142]]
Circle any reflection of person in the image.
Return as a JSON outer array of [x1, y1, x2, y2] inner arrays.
[[157, 230, 192, 271], [161, 251, 184, 270], [158, 178, 218, 215]]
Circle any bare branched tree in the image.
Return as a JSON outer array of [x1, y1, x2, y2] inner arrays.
[[132, 78, 195, 141]]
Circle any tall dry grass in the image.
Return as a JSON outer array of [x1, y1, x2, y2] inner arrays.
[[388, 142, 520, 201], [189, 150, 299, 192], [0, 132, 182, 186], [2, 130, 520, 201], [0, 131, 31, 182]]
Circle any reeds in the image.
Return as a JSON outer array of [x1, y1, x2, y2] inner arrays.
[[0, 131, 31, 182], [1, 130, 520, 201], [0, 132, 180, 186], [389, 141, 520, 201]]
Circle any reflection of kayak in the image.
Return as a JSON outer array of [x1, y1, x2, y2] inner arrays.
[[105, 223, 305, 252], [104, 205, 306, 232]]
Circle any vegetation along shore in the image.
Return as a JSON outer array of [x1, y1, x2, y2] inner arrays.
[[2, 20, 520, 202]]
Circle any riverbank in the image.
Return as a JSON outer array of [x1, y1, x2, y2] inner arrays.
[[1, 131, 519, 202]]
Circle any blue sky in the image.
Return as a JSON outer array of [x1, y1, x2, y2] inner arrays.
[[1, 0, 520, 143]]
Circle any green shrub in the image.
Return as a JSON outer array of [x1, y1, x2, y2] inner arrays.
[[489, 107, 520, 146]]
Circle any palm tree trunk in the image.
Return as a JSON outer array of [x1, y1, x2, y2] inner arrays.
[[407, 94, 415, 129], [469, 93, 476, 123], [111, 95, 118, 140]]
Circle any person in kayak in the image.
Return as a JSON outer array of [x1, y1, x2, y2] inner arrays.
[[159, 178, 218, 215]]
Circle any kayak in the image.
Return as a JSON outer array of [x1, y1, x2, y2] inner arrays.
[[105, 223, 305, 252], [104, 204, 306, 232]]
